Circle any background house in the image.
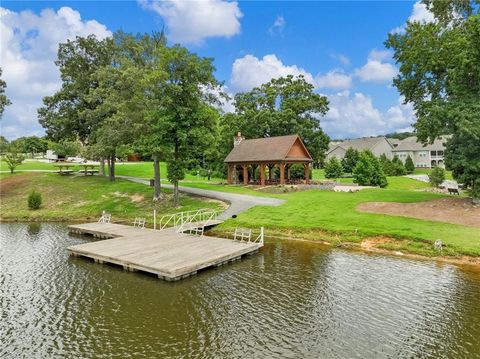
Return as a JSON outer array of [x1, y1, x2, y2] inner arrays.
[[392, 136, 450, 168], [326, 136, 394, 161]]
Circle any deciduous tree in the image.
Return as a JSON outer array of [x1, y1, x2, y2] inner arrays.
[[0, 68, 11, 118], [386, 1, 480, 197]]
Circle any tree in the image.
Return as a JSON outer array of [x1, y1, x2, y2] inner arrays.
[[22, 136, 48, 158], [4, 152, 24, 173], [341, 148, 359, 173], [324, 157, 344, 179], [391, 155, 407, 176], [148, 45, 221, 206], [50, 140, 80, 158], [379, 154, 393, 176], [405, 155, 415, 174], [0, 68, 11, 118], [38, 35, 115, 144], [386, 1, 480, 198], [353, 150, 388, 188], [223, 75, 330, 167], [0, 136, 9, 153], [428, 167, 445, 188]]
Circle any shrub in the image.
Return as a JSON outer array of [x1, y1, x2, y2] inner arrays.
[[391, 155, 407, 176], [379, 154, 393, 176], [405, 155, 415, 174], [428, 167, 445, 188], [28, 190, 42, 210], [4, 152, 25, 174], [341, 147, 359, 173], [353, 150, 388, 188], [325, 157, 343, 179]]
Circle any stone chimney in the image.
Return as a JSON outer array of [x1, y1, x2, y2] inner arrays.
[[233, 131, 245, 147]]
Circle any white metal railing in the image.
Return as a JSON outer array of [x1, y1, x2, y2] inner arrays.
[[177, 209, 222, 235], [98, 211, 111, 224], [233, 226, 264, 246], [158, 208, 221, 233]]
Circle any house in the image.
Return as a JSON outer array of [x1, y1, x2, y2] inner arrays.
[[392, 135, 450, 168], [326, 136, 394, 161], [224, 133, 313, 185]]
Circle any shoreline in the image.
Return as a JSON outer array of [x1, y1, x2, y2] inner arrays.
[[2, 218, 480, 268]]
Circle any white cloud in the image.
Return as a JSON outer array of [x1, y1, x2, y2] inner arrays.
[[334, 54, 350, 66], [139, 0, 242, 45], [354, 49, 398, 83], [391, 1, 435, 34], [269, 15, 285, 36], [315, 70, 352, 90], [321, 91, 415, 139], [230, 54, 315, 92], [409, 1, 435, 23], [0, 6, 111, 139]]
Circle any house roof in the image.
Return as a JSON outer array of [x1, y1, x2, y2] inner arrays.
[[392, 136, 450, 152], [386, 138, 401, 147], [224, 134, 312, 163], [327, 136, 387, 154]]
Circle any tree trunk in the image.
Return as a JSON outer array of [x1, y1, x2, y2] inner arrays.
[[109, 155, 115, 181], [99, 158, 105, 176], [153, 154, 162, 200], [173, 181, 179, 207], [106, 157, 111, 178]]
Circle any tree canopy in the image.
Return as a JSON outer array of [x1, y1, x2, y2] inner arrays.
[[0, 68, 11, 118], [386, 0, 480, 197], [222, 75, 330, 166]]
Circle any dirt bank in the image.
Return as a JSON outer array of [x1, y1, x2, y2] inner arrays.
[[357, 197, 480, 228]]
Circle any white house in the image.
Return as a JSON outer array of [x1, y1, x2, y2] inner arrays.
[[392, 136, 450, 168]]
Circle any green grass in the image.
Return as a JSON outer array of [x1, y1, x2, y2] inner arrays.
[[0, 172, 221, 223], [217, 188, 480, 256], [0, 160, 58, 171]]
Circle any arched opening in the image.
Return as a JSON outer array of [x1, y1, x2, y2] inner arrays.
[[431, 160, 437, 167]]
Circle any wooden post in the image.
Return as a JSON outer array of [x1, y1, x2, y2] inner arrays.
[[227, 164, 233, 184], [243, 164, 248, 185], [286, 164, 291, 181], [304, 163, 310, 184], [268, 164, 273, 180], [260, 164, 266, 186], [279, 163, 285, 185]]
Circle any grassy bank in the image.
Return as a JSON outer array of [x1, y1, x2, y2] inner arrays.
[[0, 173, 221, 222], [214, 188, 480, 257]]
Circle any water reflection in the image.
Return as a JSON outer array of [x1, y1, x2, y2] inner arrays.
[[1, 223, 479, 358]]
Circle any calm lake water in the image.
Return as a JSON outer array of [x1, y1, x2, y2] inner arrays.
[[1, 223, 480, 358]]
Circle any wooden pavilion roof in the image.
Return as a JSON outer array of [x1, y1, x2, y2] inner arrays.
[[224, 134, 313, 164]]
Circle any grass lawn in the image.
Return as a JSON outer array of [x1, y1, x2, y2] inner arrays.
[[0, 172, 221, 223], [217, 188, 480, 256]]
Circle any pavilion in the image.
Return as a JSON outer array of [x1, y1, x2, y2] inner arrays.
[[224, 133, 313, 185]]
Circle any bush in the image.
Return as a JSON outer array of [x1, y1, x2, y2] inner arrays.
[[353, 150, 388, 188], [391, 155, 407, 176], [341, 147, 359, 173], [428, 167, 445, 188], [405, 155, 415, 174], [379, 154, 393, 176], [4, 152, 25, 173], [27, 190, 42, 210], [325, 157, 343, 179]]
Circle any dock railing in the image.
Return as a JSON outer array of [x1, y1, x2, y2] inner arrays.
[[233, 226, 264, 246], [158, 208, 221, 233]]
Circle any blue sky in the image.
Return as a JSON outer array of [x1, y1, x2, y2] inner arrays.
[[0, 1, 434, 140]]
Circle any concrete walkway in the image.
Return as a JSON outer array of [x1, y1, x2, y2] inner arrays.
[[118, 176, 285, 219]]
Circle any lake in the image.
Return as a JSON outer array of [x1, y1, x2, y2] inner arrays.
[[1, 223, 480, 358]]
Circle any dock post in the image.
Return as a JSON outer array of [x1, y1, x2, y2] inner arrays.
[[153, 209, 157, 230]]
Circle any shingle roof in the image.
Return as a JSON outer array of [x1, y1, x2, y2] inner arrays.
[[224, 135, 312, 163], [327, 136, 386, 153], [392, 136, 450, 152]]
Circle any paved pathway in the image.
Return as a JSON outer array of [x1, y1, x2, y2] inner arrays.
[[118, 176, 285, 219], [405, 175, 459, 188]]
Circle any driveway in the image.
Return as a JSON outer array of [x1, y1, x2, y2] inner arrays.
[[118, 176, 285, 219]]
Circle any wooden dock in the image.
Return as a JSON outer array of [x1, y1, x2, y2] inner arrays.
[[67, 223, 262, 281]]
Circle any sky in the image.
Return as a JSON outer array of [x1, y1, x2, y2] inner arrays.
[[0, 0, 435, 140]]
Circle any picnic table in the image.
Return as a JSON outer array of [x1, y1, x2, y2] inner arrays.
[[54, 163, 75, 175], [79, 164, 98, 176]]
